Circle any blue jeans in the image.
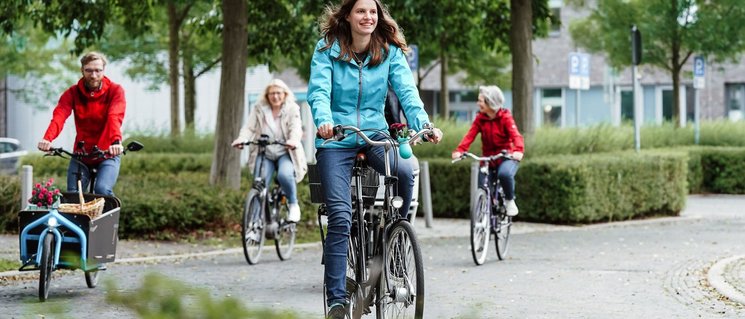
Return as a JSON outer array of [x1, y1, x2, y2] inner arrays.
[[254, 154, 298, 204], [67, 156, 121, 196], [480, 159, 520, 200], [316, 134, 416, 305]]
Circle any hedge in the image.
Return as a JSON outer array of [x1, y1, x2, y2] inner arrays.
[[425, 151, 688, 224]]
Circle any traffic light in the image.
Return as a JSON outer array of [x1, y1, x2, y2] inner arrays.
[[631, 25, 642, 65]]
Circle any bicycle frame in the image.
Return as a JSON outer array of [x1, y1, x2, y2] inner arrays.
[[321, 124, 433, 316]]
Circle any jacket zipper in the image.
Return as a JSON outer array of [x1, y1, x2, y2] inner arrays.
[[356, 60, 363, 145]]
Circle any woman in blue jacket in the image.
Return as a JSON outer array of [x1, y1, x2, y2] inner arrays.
[[307, 0, 442, 317]]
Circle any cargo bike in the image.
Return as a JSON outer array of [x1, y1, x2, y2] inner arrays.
[[17, 141, 142, 301]]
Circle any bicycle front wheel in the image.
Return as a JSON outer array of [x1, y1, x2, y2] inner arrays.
[[274, 198, 296, 261], [377, 221, 424, 319], [39, 232, 55, 301], [495, 213, 512, 260], [470, 189, 490, 265], [242, 190, 265, 265]]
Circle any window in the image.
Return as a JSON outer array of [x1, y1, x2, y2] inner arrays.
[[549, 7, 562, 37], [541, 88, 563, 127], [726, 83, 745, 121]]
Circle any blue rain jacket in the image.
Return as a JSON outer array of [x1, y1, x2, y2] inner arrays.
[[307, 39, 431, 148]]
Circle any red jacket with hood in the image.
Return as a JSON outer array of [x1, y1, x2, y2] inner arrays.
[[455, 109, 524, 165], [43, 76, 126, 165]]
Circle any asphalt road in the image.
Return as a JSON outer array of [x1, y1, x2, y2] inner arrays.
[[2, 195, 745, 318]]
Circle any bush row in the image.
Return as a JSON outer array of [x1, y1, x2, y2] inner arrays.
[[426, 151, 687, 223], [3, 146, 744, 235]]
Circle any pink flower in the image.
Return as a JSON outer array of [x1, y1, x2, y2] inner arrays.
[[35, 183, 41, 189], [32, 190, 36, 195]]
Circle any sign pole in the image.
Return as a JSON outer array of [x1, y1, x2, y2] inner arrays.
[[693, 55, 705, 145], [631, 25, 642, 152]]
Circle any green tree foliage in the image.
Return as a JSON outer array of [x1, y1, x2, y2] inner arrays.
[[569, 0, 745, 127]]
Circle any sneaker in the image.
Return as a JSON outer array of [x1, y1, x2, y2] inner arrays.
[[288, 203, 301, 223], [326, 303, 346, 319], [505, 199, 519, 217]]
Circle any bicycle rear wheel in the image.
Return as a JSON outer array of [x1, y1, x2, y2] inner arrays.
[[242, 190, 265, 265], [470, 189, 490, 265], [495, 213, 511, 260], [274, 197, 296, 261], [39, 232, 54, 301], [377, 221, 424, 319]]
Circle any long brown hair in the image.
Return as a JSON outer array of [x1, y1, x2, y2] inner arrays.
[[318, 0, 408, 67]]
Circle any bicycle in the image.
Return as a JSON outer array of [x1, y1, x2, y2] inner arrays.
[[18, 141, 143, 301], [238, 134, 297, 265], [310, 124, 435, 319], [452, 151, 515, 265]]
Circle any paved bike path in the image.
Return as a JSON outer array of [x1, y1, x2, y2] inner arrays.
[[2, 194, 744, 307]]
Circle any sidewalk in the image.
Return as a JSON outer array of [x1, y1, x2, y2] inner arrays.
[[2, 194, 744, 307]]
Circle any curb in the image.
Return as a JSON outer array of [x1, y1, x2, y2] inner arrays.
[[708, 255, 745, 305]]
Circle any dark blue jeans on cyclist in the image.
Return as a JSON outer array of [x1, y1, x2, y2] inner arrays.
[[479, 159, 520, 200], [253, 153, 298, 204], [67, 156, 121, 196], [316, 133, 416, 307]]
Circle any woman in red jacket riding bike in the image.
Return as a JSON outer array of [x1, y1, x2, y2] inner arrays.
[[452, 85, 524, 216]]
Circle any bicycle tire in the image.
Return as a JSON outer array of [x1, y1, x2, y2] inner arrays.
[[495, 213, 511, 260], [39, 232, 54, 301], [376, 221, 424, 319], [470, 189, 490, 265], [323, 233, 363, 318], [242, 190, 265, 265], [85, 269, 99, 288], [274, 195, 296, 261]]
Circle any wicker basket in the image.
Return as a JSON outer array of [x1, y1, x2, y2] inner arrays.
[[58, 197, 105, 219], [57, 180, 105, 219]]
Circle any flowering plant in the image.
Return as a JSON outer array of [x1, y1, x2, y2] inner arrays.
[[29, 178, 62, 208], [389, 123, 410, 139]]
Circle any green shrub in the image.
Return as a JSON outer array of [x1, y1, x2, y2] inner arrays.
[[106, 272, 299, 318], [22, 152, 213, 176], [125, 132, 215, 153], [700, 147, 745, 193], [0, 175, 21, 231]]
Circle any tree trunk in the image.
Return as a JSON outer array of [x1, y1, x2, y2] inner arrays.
[[210, 0, 247, 189], [509, 0, 534, 134], [183, 51, 196, 134], [439, 50, 449, 119], [167, 1, 182, 137]]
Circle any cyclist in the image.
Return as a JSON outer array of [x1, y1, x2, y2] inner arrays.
[[232, 79, 308, 223], [307, 0, 442, 317], [37, 51, 126, 196], [451, 85, 524, 216]]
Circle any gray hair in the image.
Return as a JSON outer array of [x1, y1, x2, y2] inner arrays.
[[479, 85, 505, 110]]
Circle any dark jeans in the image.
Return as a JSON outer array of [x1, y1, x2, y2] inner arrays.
[[316, 135, 416, 306], [479, 159, 520, 200]]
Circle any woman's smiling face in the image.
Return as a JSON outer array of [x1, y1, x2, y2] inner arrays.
[[346, 0, 378, 39]]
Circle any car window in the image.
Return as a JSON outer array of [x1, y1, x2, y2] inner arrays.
[[0, 142, 19, 153]]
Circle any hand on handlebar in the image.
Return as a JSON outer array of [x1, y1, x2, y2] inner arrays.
[[38, 139, 52, 152], [231, 138, 246, 149], [512, 151, 524, 161], [451, 151, 463, 160], [317, 123, 335, 139], [109, 144, 124, 156], [426, 128, 444, 144]]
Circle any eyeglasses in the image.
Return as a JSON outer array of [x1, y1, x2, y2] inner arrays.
[[83, 68, 104, 74]]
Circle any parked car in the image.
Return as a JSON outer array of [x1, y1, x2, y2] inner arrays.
[[0, 138, 28, 175]]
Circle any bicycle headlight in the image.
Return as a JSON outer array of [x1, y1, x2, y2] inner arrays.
[[47, 217, 58, 227], [391, 196, 404, 209]]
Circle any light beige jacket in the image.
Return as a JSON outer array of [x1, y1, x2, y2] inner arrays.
[[236, 100, 308, 183]]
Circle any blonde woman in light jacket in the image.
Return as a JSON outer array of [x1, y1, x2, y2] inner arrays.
[[232, 79, 308, 222]]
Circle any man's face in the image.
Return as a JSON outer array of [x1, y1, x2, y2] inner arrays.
[[81, 59, 105, 89]]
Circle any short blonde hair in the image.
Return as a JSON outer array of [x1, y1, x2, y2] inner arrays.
[[80, 52, 108, 68], [479, 85, 505, 110], [258, 79, 296, 106]]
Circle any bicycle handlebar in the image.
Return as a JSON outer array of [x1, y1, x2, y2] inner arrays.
[[236, 135, 294, 149], [451, 151, 515, 164], [320, 124, 436, 147], [45, 141, 143, 160]]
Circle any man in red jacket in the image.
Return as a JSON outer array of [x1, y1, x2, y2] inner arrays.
[[37, 52, 126, 196], [452, 85, 524, 216]]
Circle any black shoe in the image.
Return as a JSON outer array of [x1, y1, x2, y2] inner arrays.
[[326, 303, 346, 319]]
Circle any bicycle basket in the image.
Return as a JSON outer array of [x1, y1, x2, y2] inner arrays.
[[58, 197, 105, 219], [307, 164, 380, 206]]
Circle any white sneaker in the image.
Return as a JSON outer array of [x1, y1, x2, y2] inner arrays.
[[505, 199, 519, 217], [288, 203, 301, 223]]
